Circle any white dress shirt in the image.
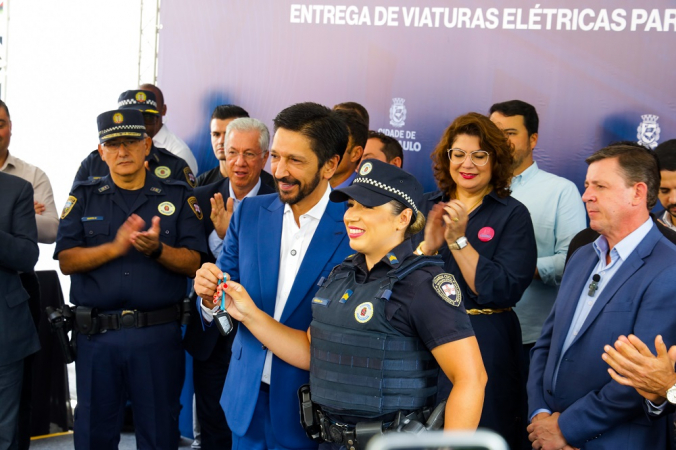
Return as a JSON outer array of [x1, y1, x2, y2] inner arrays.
[[153, 124, 199, 174], [200, 184, 332, 386], [0, 151, 59, 243]]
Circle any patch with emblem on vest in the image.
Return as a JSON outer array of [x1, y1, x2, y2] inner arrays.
[[354, 302, 374, 323], [155, 166, 171, 179], [184, 167, 196, 187], [432, 273, 461, 307], [187, 196, 203, 220], [158, 201, 176, 216], [61, 196, 77, 219]]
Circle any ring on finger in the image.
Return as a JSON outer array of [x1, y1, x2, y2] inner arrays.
[[453, 216, 459, 222]]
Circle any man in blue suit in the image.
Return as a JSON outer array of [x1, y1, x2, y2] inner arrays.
[[194, 102, 352, 450], [527, 144, 676, 450], [0, 172, 40, 449]]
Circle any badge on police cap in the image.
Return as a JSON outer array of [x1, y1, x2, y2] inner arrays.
[[61, 196, 77, 219], [112, 113, 124, 124], [359, 162, 373, 176], [184, 167, 196, 187], [354, 302, 374, 323], [158, 201, 176, 216], [432, 273, 462, 307], [135, 92, 147, 102], [155, 166, 171, 179], [187, 196, 203, 220]]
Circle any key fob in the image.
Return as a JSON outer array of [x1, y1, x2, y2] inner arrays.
[[214, 310, 233, 336]]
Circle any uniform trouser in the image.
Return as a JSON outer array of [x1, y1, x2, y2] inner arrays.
[[74, 321, 184, 450], [0, 359, 24, 450], [193, 334, 232, 450]]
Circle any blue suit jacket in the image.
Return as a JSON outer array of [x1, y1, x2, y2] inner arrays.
[[217, 193, 351, 448], [0, 172, 40, 364], [528, 224, 676, 449]]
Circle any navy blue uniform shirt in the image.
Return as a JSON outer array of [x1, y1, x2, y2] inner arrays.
[[54, 174, 206, 311], [73, 145, 197, 188], [349, 238, 475, 350]]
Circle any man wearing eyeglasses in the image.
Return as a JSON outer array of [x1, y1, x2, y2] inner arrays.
[[489, 101, 585, 376], [54, 109, 206, 449], [73, 90, 197, 188], [183, 117, 275, 449]]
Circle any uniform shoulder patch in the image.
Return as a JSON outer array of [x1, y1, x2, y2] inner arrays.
[[184, 167, 196, 187], [187, 196, 203, 220], [432, 273, 461, 307], [73, 177, 102, 189], [61, 195, 77, 219]]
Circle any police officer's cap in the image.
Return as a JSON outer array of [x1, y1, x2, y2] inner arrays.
[[117, 89, 161, 116], [330, 159, 422, 214], [97, 109, 147, 143]]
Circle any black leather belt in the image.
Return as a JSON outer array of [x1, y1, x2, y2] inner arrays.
[[75, 304, 180, 334]]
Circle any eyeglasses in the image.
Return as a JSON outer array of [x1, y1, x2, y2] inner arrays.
[[225, 149, 264, 161], [102, 139, 144, 153], [447, 149, 490, 166]]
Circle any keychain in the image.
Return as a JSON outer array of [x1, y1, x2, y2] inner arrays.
[[214, 277, 233, 336]]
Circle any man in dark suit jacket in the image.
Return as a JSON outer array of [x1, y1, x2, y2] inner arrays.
[[194, 102, 352, 450], [183, 117, 273, 450], [0, 172, 40, 449], [528, 145, 676, 450]]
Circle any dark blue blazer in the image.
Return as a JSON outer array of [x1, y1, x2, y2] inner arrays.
[[0, 172, 40, 364], [183, 178, 275, 361], [217, 193, 351, 448], [528, 224, 676, 449]]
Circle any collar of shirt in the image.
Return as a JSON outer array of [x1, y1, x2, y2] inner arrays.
[[282, 182, 332, 222], [228, 177, 261, 210], [352, 238, 414, 281], [334, 171, 357, 190], [0, 150, 17, 172], [661, 210, 676, 230], [592, 216, 654, 268], [511, 161, 539, 188]]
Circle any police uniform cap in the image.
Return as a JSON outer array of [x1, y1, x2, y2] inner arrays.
[[330, 159, 422, 214], [117, 89, 161, 116], [97, 109, 147, 143]]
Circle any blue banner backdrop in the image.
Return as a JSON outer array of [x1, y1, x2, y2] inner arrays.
[[158, 0, 676, 194]]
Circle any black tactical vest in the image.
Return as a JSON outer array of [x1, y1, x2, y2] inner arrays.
[[309, 254, 444, 418]]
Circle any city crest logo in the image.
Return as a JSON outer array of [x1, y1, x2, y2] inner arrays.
[[637, 114, 660, 149], [389, 98, 406, 128]]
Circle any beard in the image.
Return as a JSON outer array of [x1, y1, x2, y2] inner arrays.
[[275, 170, 322, 206]]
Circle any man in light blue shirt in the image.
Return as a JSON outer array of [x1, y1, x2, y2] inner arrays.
[[490, 100, 586, 361], [527, 144, 676, 449]]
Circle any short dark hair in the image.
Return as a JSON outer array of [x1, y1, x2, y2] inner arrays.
[[211, 105, 249, 121], [333, 102, 369, 128], [489, 100, 539, 136], [432, 112, 513, 198], [654, 140, 676, 172], [0, 100, 10, 118], [586, 145, 660, 210], [334, 109, 368, 150], [273, 102, 349, 168], [368, 130, 404, 165]]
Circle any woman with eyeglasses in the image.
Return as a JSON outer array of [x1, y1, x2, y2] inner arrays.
[[413, 112, 537, 450]]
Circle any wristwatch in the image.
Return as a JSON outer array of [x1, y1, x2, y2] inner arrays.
[[449, 236, 468, 251], [666, 382, 676, 404]]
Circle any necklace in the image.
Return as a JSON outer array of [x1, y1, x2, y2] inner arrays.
[[455, 184, 492, 214]]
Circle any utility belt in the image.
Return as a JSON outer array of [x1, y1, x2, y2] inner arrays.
[[45, 298, 192, 364], [466, 307, 512, 315], [298, 384, 445, 450], [74, 304, 182, 335]]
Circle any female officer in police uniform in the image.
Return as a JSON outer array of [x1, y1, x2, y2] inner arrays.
[[213, 159, 486, 449]]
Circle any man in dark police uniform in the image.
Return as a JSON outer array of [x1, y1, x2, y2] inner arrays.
[[73, 89, 197, 187], [54, 109, 206, 449]]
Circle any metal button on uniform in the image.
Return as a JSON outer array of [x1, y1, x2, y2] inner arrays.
[[124, 272, 130, 276], [165, 230, 169, 235], [89, 230, 94, 235], [291, 249, 297, 256]]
